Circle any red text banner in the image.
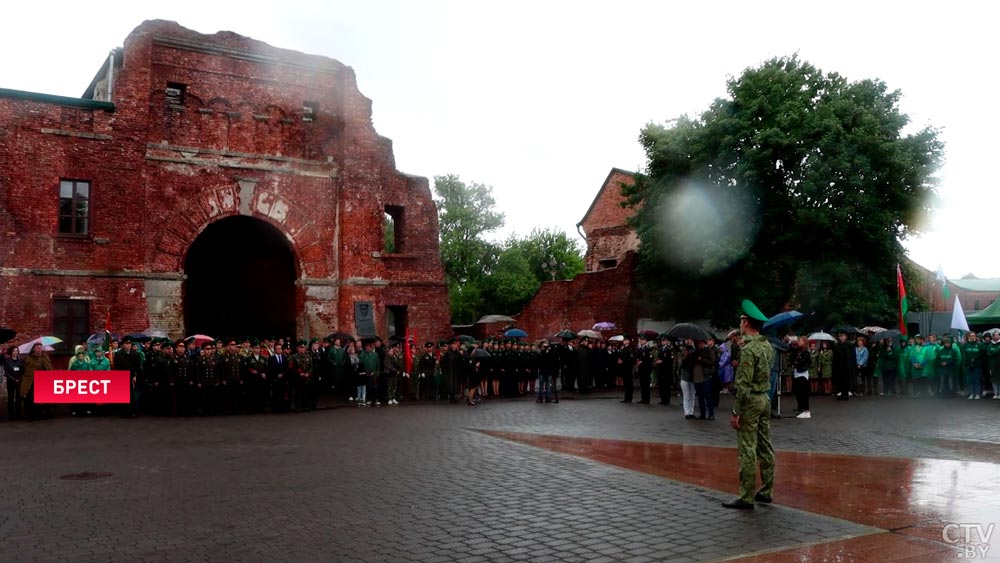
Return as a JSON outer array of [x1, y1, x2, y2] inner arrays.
[[33, 371, 131, 403]]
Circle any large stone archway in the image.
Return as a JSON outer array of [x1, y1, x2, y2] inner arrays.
[[183, 215, 297, 339]]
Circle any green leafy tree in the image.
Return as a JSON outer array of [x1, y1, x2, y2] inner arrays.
[[625, 56, 943, 328], [512, 228, 586, 282], [434, 174, 504, 324]]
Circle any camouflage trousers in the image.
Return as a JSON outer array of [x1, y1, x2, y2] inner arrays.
[[737, 393, 775, 503]]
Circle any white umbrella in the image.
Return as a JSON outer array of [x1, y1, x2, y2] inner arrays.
[[608, 335, 625, 342], [18, 335, 63, 354], [807, 332, 836, 342], [578, 329, 602, 339]]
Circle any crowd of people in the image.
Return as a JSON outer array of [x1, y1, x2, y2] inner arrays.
[[3, 326, 999, 422]]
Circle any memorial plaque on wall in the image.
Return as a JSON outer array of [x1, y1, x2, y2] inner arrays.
[[355, 301, 376, 336]]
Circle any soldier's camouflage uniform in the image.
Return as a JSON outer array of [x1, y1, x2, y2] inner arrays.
[[732, 334, 776, 503]]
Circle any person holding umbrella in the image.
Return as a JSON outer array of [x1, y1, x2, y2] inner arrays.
[[723, 300, 776, 510]]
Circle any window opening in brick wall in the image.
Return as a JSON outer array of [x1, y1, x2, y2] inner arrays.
[[384, 205, 404, 253], [386, 305, 407, 340], [166, 82, 186, 107], [58, 179, 90, 236], [598, 258, 618, 270], [52, 298, 90, 355], [302, 101, 318, 122]]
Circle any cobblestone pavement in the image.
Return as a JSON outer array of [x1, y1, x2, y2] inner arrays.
[[0, 392, 996, 562]]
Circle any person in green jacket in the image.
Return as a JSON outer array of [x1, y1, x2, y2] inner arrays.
[[924, 334, 941, 395], [68, 347, 91, 417], [962, 332, 987, 399], [936, 337, 960, 398], [818, 342, 833, 395], [987, 334, 1000, 399], [899, 338, 913, 396]]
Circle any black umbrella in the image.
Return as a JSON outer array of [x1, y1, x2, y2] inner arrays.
[[871, 329, 902, 343], [471, 348, 491, 358], [325, 332, 356, 342], [554, 329, 577, 339], [125, 332, 152, 343], [458, 335, 476, 344], [831, 325, 861, 335], [665, 323, 712, 341], [0, 327, 16, 343]]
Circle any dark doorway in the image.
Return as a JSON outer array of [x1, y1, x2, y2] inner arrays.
[[184, 216, 297, 340], [387, 305, 407, 340]]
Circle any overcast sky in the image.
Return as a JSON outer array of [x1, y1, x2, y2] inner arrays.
[[4, 1, 997, 278]]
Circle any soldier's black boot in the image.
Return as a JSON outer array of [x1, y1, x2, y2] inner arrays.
[[722, 498, 755, 510]]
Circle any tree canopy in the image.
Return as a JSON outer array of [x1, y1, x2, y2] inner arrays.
[[624, 56, 943, 328], [434, 175, 584, 324]]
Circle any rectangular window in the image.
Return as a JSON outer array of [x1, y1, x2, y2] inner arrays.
[[166, 82, 186, 106], [598, 258, 618, 270], [386, 305, 407, 340], [384, 205, 404, 253], [52, 298, 90, 355], [302, 101, 318, 122], [58, 179, 90, 236]]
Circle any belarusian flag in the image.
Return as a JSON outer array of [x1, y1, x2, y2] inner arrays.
[[897, 264, 908, 335]]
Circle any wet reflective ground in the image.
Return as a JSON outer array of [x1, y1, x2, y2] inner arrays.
[[482, 429, 1000, 561], [2, 392, 997, 562]]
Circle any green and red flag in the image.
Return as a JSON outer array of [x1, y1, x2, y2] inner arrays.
[[897, 264, 908, 335]]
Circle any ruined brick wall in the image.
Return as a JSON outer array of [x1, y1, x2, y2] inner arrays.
[[578, 169, 637, 272], [517, 253, 642, 340], [0, 20, 451, 347]]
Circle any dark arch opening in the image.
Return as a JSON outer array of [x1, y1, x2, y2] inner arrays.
[[184, 216, 297, 340]]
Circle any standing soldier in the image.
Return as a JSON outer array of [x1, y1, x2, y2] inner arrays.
[[172, 340, 195, 416], [385, 341, 403, 405], [243, 340, 269, 413], [328, 338, 346, 396], [195, 342, 221, 415], [440, 338, 463, 404], [116, 338, 144, 418], [417, 342, 437, 400], [220, 340, 243, 414], [723, 300, 776, 510], [636, 334, 656, 404], [619, 336, 636, 403], [359, 339, 381, 406], [290, 340, 315, 412]]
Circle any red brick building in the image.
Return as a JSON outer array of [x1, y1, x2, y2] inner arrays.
[[0, 20, 451, 353], [517, 168, 646, 338]]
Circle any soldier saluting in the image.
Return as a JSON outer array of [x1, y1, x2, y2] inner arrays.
[[723, 299, 776, 510]]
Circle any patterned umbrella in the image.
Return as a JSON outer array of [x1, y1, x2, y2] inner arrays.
[[592, 322, 616, 330], [861, 326, 887, 335], [184, 334, 216, 347], [18, 336, 63, 354]]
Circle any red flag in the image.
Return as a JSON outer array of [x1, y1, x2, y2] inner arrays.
[[404, 328, 414, 373], [105, 309, 111, 332], [897, 264, 909, 336]]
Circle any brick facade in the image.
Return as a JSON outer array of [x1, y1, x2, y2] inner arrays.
[[516, 168, 646, 338], [0, 20, 451, 350], [578, 168, 637, 272]]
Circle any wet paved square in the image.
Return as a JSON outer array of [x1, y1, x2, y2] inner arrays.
[[1, 394, 998, 562]]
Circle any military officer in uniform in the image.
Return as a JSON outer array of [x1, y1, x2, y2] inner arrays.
[[172, 340, 195, 416], [243, 340, 270, 413], [290, 340, 315, 412], [195, 342, 221, 415], [220, 340, 243, 414], [723, 299, 776, 510]]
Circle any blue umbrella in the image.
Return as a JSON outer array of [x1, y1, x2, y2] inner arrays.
[[762, 310, 803, 332], [504, 328, 528, 338]]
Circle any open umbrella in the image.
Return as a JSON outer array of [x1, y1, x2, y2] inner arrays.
[[144, 328, 169, 339], [325, 332, 356, 342], [185, 334, 215, 347], [807, 332, 836, 342], [0, 327, 16, 342], [608, 335, 625, 342], [125, 332, 152, 343], [18, 336, 63, 354], [639, 329, 660, 340], [554, 329, 577, 339], [871, 329, 902, 343], [578, 329, 602, 339], [457, 335, 476, 344], [593, 322, 616, 331], [762, 310, 803, 331], [504, 328, 528, 338], [477, 315, 516, 324], [830, 325, 861, 336], [665, 323, 712, 341], [861, 326, 886, 335], [471, 348, 491, 358]]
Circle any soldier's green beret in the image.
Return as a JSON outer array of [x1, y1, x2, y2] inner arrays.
[[121, 336, 134, 344], [741, 299, 770, 323], [296, 339, 307, 346], [309, 338, 319, 345]]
